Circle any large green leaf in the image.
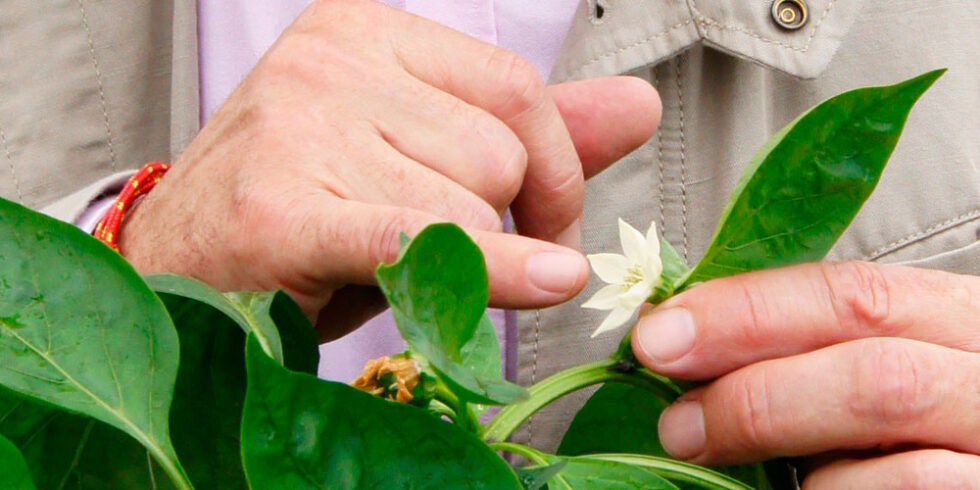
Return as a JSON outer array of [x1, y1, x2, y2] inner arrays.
[[517, 460, 567, 490], [145, 274, 319, 374], [0, 290, 253, 489], [0, 199, 189, 486], [559, 383, 771, 490], [375, 224, 526, 405], [543, 455, 678, 490], [240, 335, 522, 489], [558, 382, 671, 457], [0, 433, 35, 490], [584, 455, 754, 490], [0, 386, 176, 489], [266, 290, 320, 374], [0, 285, 303, 489], [682, 70, 943, 286], [158, 292, 249, 489]]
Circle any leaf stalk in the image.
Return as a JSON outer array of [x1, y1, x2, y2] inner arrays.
[[483, 360, 681, 443]]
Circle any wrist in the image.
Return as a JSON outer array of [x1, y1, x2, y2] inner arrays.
[[93, 162, 171, 252]]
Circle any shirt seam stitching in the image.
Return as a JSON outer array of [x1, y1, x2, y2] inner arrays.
[[864, 208, 980, 261], [653, 67, 666, 233], [690, 0, 838, 53], [76, 0, 118, 172], [674, 56, 690, 261], [0, 126, 24, 203], [526, 309, 541, 447], [569, 19, 694, 78]]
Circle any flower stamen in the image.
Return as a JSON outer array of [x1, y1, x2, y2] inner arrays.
[[622, 264, 645, 289]]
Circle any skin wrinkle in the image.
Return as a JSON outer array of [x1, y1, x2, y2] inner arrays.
[[849, 340, 941, 439], [819, 262, 898, 339]]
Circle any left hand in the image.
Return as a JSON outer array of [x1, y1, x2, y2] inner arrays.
[[630, 261, 980, 488]]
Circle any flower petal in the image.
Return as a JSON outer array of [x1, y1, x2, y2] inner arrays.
[[581, 284, 623, 310], [619, 281, 651, 311], [645, 221, 661, 261], [643, 253, 664, 285], [591, 307, 634, 337], [618, 218, 647, 264], [587, 253, 629, 284]]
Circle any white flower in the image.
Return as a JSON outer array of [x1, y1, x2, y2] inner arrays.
[[581, 219, 663, 337]]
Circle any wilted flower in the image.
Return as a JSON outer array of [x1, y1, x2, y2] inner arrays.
[[351, 356, 421, 403], [581, 218, 663, 337]]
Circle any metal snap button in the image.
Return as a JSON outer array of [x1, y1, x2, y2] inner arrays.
[[771, 0, 808, 30]]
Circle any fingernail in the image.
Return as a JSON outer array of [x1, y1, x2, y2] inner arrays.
[[555, 219, 581, 251], [526, 252, 585, 295], [658, 401, 706, 460], [635, 307, 696, 364]]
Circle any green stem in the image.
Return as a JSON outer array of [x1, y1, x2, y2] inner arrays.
[[488, 442, 549, 466], [147, 445, 193, 490], [427, 399, 456, 420], [483, 359, 681, 443], [435, 381, 479, 434], [586, 454, 753, 490]]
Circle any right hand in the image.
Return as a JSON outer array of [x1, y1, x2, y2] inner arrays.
[[119, 0, 662, 340]]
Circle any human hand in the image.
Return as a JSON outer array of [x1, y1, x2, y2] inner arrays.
[[119, 0, 661, 340], [631, 261, 980, 487]]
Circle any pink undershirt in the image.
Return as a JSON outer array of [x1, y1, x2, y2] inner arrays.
[[197, 0, 578, 381]]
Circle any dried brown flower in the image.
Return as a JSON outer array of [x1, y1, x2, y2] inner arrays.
[[351, 356, 421, 403]]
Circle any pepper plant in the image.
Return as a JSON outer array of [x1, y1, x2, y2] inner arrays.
[[0, 70, 942, 489]]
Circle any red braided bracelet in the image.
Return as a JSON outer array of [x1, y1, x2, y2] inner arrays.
[[94, 161, 171, 251]]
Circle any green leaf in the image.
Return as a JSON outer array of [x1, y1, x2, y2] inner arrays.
[[0, 199, 189, 486], [0, 386, 176, 489], [650, 239, 690, 303], [517, 461, 567, 490], [543, 455, 679, 490], [145, 274, 319, 373], [463, 315, 503, 380], [683, 69, 944, 286], [558, 383, 771, 490], [375, 223, 527, 405], [0, 284, 306, 490], [558, 382, 671, 457], [240, 335, 522, 489], [0, 433, 35, 490], [584, 455, 754, 490], [158, 292, 250, 489], [267, 291, 320, 374]]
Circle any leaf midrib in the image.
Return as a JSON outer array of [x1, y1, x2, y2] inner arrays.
[[0, 320, 171, 466]]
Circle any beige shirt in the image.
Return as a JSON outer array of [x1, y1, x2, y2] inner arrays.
[[517, 0, 980, 451], [2, 0, 978, 451]]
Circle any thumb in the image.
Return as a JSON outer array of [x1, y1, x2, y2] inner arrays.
[[549, 76, 662, 179]]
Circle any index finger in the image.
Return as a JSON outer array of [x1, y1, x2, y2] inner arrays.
[[631, 261, 980, 380], [384, 6, 584, 247]]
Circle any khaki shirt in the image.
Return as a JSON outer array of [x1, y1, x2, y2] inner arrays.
[[2, 0, 978, 451]]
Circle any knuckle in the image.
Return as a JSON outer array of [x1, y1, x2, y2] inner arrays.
[[732, 276, 775, 347], [730, 370, 778, 450], [849, 339, 941, 429], [368, 214, 416, 266], [455, 199, 503, 232], [485, 136, 528, 206], [487, 49, 547, 119], [820, 261, 895, 336]]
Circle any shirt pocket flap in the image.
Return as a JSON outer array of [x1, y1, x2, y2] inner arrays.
[[690, 0, 866, 79]]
